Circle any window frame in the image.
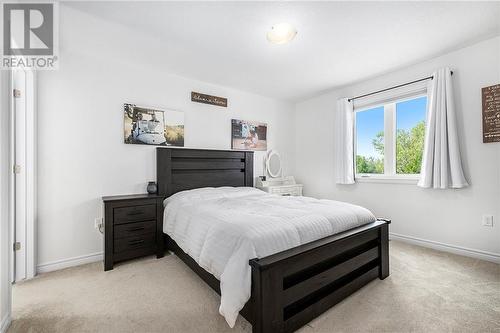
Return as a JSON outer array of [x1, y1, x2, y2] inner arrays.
[[354, 92, 427, 183]]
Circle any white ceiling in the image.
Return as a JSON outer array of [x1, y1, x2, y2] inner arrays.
[[67, 1, 500, 101]]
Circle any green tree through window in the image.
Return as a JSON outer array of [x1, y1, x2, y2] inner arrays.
[[356, 155, 384, 174], [356, 120, 425, 174], [396, 121, 425, 174]]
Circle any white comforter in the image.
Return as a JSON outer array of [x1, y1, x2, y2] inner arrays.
[[163, 187, 376, 327]]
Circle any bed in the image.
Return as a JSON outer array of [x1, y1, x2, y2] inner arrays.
[[156, 147, 390, 333]]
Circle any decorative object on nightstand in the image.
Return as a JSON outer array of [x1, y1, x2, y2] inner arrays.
[[146, 181, 157, 194], [256, 150, 303, 196], [102, 194, 165, 271]]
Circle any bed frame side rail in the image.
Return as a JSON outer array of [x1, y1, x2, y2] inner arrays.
[[249, 220, 389, 333]]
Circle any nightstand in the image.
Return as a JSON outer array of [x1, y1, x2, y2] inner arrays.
[[102, 194, 165, 271]]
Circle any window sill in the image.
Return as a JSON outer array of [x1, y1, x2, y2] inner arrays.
[[355, 176, 419, 185]]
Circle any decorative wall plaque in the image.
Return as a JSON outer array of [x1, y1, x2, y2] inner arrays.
[[482, 84, 500, 143], [191, 91, 227, 107]]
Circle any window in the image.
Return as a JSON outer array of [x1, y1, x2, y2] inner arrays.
[[355, 95, 427, 180]]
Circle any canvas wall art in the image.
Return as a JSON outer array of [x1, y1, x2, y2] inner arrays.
[[231, 119, 267, 151], [124, 104, 184, 146]]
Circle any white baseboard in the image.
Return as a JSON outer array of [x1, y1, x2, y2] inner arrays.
[[37, 252, 103, 274], [390, 232, 500, 264], [0, 313, 11, 333]]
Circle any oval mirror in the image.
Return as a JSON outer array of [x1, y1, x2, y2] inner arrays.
[[266, 150, 282, 178]]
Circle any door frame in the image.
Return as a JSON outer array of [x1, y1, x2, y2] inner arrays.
[[0, 69, 12, 333], [9, 69, 37, 282]]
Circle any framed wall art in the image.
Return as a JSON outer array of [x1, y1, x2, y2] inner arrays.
[[231, 119, 267, 151], [124, 103, 184, 146]]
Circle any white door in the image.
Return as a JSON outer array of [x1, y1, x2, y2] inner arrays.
[[10, 69, 36, 282]]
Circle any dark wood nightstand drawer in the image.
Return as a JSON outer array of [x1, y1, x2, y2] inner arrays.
[[114, 204, 156, 224], [114, 233, 156, 253], [114, 220, 156, 239]]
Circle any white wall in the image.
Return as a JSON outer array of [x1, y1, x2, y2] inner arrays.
[[36, 5, 294, 269], [295, 36, 500, 260]]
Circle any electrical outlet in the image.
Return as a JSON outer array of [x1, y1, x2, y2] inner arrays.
[[482, 215, 493, 227], [94, 217, 103, 229]]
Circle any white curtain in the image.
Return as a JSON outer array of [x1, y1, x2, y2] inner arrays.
[[334, 98, 355, 184], [418, 67, 469, 189]]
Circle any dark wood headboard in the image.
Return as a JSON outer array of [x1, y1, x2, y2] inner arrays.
[[156, 148, 254, 196]]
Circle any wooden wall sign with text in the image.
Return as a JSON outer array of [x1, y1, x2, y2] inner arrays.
[[191, 92, 227, 107], [482, 84, 500, 143]]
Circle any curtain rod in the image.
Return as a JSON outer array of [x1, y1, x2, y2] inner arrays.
[[348, 71, 454, 102]]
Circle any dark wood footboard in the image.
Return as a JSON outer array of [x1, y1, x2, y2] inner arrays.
[[166, 220, 389, 333], [249, 220, 389, 333]]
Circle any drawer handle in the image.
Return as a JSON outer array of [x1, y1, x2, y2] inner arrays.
[[127, 210, 144, 216], [128, 227, 145, 232], [129, 240, 145, 245]]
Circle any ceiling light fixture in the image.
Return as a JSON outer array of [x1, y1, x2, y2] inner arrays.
[[266, 23, 297, 45]]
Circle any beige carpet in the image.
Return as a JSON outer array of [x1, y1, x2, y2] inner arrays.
[[8, 241, 500, 333]]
